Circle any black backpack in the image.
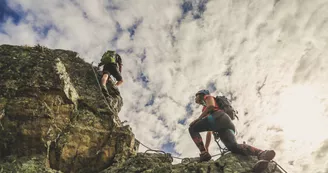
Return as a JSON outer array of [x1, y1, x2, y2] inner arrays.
[[214, 96, 239, 120], [116, 54, 122, 65]]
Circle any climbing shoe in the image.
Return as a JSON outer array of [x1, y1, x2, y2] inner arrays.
[[253, 160, 270, 173], [101, 85, 110, 97], [257, 150, 275, 161], [101, 84, 107, 91], [199, 152, 211, 162], [253, 150, 276, 173]]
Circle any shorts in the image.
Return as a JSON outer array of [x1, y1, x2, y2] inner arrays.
[[103, 63, 122, 81], [191, 111, 236, 133]]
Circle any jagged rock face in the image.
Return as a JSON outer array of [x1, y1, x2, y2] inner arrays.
[[0, 45, 137, 173], [102, 152, 283, 173], [0, 155, 62, 173]]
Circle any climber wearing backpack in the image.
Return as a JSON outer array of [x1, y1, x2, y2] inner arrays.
[[98, 50, 123, 93], [189, 89, 276, 172]]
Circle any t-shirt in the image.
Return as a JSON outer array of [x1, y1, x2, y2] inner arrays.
[[201, 95, 220, 112]]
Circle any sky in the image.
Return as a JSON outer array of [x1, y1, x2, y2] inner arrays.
[[1, 0, 328, 172]]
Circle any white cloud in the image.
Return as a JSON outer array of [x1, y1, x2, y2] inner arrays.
[[1, 0, 328, 172]]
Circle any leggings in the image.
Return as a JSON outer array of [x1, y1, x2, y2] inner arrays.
[[189, 111, 262, 156]]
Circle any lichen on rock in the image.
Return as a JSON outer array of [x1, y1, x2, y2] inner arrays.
[[0, 44, 133, 173], [54, 58, 79, 107]]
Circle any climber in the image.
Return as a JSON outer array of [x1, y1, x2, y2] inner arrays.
[[97, 50, 123, 94], [189, 89, 276, 172]]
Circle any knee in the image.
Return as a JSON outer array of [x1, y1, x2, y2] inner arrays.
[[225, 143, 238, 153], [188, 126, 195, 135], [116, 76, 123, 82], [116, 80, 123, 86], [188, 126, 193, 133], [102, 74, 109, 78]]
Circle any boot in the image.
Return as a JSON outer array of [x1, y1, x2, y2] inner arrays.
[[199, 151, 211, 162], [253, 150, 276, 173], [257, 150, 276, 160], [101, 85, 109, 97]]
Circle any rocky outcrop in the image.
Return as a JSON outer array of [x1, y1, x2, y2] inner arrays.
[[0, 45, 137, 173], [0, 44, 282, 173], [100, 152, 282, 173]]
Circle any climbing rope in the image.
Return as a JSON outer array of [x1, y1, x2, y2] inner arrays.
[[214, 138, 230, 155], [272, 160, 288, 173], [136, 139, 223, 162], [91, 62, 120, 126], [137, 138, 288, 172], [144, 149, 166, 154]]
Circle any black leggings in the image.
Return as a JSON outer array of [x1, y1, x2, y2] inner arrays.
[[189, 111, 262, 156]]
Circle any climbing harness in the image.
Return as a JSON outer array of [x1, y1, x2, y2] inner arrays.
[[212, 129, 239, 156], [213, 132, 230, 155]]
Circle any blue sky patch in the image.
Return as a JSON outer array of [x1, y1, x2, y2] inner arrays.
[[128, 18, 143, 40], [161, 141, 180, 156], [0, 0, 24, 25], [179, 102, 193, 125], [139, 49, 146, 62], [178, 118, 187, 125], [193, 0, 208, 19], [178, 1, 192, 24], [106, 0, 120, 11], [0, 0, 26, 35], [32, 24, 58, 39], [179, 0, 209, 21], [111, 22, 123, 45], [207, 82, 217, 93], [181, 1, 193, 16], [145, 94, 155, 107], [136, 71, 150, 89]]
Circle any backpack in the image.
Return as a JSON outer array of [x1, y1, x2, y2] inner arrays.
[[214, 96, 239, 120], [101, 50, 118, 64], [116, 54, 122, 65]]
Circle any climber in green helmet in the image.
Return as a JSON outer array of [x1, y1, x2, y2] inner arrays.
[[189, 89, 276, 173], [98, 50, 123, 94]]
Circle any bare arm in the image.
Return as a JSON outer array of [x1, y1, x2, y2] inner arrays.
[[197, 96, 216, 119], [190, 96, 216, 126], [117, 54, 122, 72], [98, 61, 104, 67], [205, 131, 212, 152], [119, 64, 122, 73]]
